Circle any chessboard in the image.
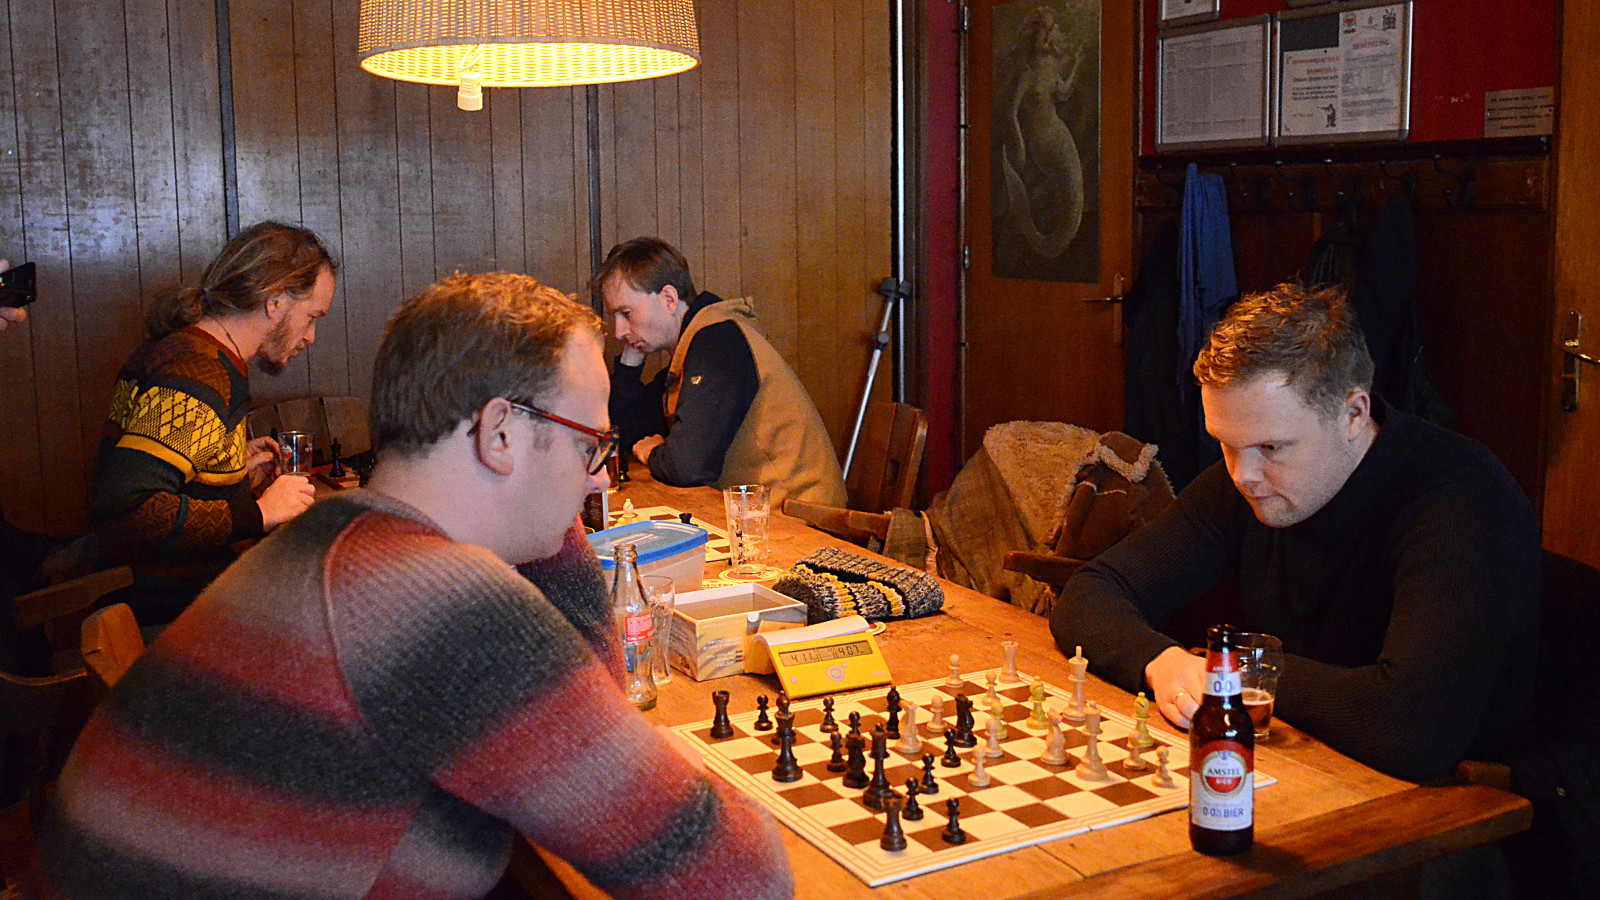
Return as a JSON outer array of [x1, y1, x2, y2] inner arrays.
[[607, 502, 733, 563], [675, 669, 1275, 886]]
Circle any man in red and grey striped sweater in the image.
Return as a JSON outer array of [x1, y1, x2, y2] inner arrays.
[[26, 272, 793, 899]]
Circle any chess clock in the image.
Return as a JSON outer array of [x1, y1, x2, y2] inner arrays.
[[758, 628, 893, 698]]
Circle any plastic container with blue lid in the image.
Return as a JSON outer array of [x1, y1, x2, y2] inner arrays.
[[587, 520, 710, 591]]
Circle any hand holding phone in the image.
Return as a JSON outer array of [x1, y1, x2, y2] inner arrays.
[[1, 261, 38, 308]]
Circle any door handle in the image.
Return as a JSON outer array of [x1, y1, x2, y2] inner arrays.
[[1082, 275, 1126, 346], [1562, 310, 1600, 413]]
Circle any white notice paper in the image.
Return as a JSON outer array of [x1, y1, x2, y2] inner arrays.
[[1278, 3, 1411, 142]]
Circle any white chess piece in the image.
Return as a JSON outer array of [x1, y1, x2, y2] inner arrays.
[[1000, 639, 1021, 683], [1154, 747, 1177, 789], [945, 653, 964, 689], [1075, 702, 1110, 781], [893, 701, 923, 755], [970, 749, 991, 787], [928, 696, 945, 734], [985, 670, 999, 707], [1040, 710, 1068, 766], [984, 718, 1004, 758]]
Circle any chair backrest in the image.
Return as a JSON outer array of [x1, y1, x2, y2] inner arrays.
[[848, 402, 928, 513], [81, 603, 145, 692], [13, 566, 133, 664], [247, 395, 372, 463], [1, 668, 94, 826]]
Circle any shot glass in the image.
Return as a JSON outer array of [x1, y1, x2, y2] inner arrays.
[[643, 574, 675, 686], [722, 484, 782, 581], [1237, 632, 1283, 740], [279, 431, 313, 475]]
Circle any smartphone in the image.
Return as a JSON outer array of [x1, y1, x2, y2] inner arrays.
[[0, 262, 36, 307]]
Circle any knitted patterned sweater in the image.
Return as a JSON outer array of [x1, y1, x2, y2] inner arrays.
[[89, 327, 265, 624], [28, 490, 793, 899]]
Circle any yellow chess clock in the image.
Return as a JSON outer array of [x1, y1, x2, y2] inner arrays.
[[753, 617, 892, 698]]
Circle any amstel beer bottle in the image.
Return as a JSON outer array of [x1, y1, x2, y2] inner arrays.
[[1189, 624, 1254, 855]]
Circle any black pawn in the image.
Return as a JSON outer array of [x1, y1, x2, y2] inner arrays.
[[941, 798, 967, 845], [940, 728, 962, 767], [885, 686, 902, 739], [819, 697, 838, 733], [771, 724, 802, 783], [951, 694, 977, 747], [880, 795, 908, 852], [826, 732, 847, 772], [920, 754, 940, 794], [709, 690, 734, 739], [848, 710, 862, 737], [843, 728, 869, 788], [862, 727, 895, 811], [754, 695, 772, 731], [902, 779, 925, 820]]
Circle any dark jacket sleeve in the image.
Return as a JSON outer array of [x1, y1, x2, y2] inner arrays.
[[648, 320, 759, 487], [609, 359, 669, 451], [1049, 463, 1242, 693]]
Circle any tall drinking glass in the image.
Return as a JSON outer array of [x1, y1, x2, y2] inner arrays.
[[643, 574, 675, 686], [279, 431, 312, 475], [1237, 632, 1283, 740], [722, 484, 783, 581]]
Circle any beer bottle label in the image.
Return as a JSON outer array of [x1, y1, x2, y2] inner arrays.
[[624, 612, 654, 644], [1204, 668, 1242, 697], [1191, 739, 1253, 831]]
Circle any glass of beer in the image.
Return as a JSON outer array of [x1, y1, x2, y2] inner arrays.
[[1237, 632, 1282, 740], [279, 431, 312, 475]]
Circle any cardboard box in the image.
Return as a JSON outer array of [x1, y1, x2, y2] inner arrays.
[[669, 583, 807, 681]]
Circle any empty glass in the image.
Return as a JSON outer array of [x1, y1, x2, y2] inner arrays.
[[643, 574, 675, 686], [722, 484, 783, 581]]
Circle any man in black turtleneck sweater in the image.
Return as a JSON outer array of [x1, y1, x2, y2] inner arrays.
[[1050, 283, 1538, 783]]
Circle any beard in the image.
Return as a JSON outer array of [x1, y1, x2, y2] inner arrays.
[[253, 315, 298, 376]]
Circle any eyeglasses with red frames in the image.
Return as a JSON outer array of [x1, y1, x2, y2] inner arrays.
[[506, 400, 619, 475]]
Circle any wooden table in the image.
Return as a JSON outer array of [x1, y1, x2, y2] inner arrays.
[[527, 472, 1531, 899]]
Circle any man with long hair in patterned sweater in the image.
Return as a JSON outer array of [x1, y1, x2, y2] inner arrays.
[[26, 273, 794, 899]]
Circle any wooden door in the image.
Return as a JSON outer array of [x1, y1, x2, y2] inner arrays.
[[962, 0, 1136, 455], [1543, 2, 1600, 568]]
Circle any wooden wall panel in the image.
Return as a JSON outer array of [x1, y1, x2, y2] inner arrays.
[[1, 0, 892, 535]]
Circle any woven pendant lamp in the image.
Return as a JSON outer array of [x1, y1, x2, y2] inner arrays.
[[359, 0, 701, 110]]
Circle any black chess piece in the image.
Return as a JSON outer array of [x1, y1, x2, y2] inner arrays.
[[880, 795, 908, 852], [920, 754, 940, 794], [617, 452, 630, 483], [771, 708, 794, 746], [771, 723, 802, 783], [862, 727, 895, 811], [940, 728, 961, 767], [847, 710, 862, 736], [776, 691, 791, 717], [826, 732, 847, 772], [885, 686, 902, 739], [902, 779, 924, 820], [678, 512, 693, 525], [329, 437, 345, 477], [941, 798, 967, 845], [754, 695, 773, 731], [819, 697, 838, 733], [709, 690, 734, 739], [951, 694, 977, 748], [843, 729, 869, 788]]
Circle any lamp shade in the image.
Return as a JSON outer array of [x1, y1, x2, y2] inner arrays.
[[358, 0, 701, 90]]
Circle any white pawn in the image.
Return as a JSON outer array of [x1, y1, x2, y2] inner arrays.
[[983, 718, 1004, 758], [945, 653, 964, 689], [928, 695, 945, 734], [970, 748, 991, 787], [1154, 747, 1176, 789], [893, 701, 923, 755], [985, 670, 1000, 707]]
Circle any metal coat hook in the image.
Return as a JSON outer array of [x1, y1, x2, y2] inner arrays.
[[1274, 161, 1316, 212], [1433, 155, 1476, 211], [1380, 160, 1419, 205]]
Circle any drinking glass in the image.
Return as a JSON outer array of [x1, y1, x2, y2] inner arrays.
[[279, 431, 312, 475], [1237, 632, 1283, 740], [643, 574, 675, 686], [722, 484, 783, 581]]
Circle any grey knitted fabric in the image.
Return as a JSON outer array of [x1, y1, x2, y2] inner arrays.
[[774, 547, 944, 624]]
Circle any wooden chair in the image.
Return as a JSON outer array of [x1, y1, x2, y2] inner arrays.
[[12, 566, 133, 672], [1, 668, 94, 829], [847, 401, 928, 514], [80, 604, 144, 693]]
